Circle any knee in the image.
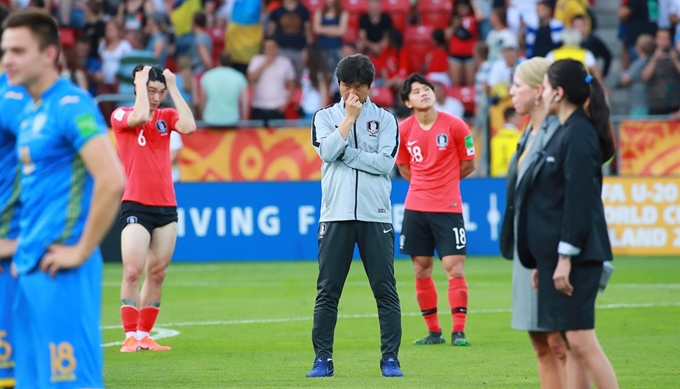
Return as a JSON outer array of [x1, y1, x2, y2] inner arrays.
[[146, 262, 167, 284], [547, 333, 568, 363], [122, 263, 144, 285], [532, 339, 553, 360]]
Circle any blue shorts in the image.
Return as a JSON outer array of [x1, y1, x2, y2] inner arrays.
[[0, 259, 17, 388], [12, 251, 103, 389]]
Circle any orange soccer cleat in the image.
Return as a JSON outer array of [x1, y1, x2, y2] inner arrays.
[[119, 336, 139, 353], [138, 336, 171, 351]]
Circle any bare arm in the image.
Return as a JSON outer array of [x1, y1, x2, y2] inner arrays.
[[127, 79, 151, 128], [460, 159, 475, 178], [166, 70, 198, 134], [397, 164, 411, 182], [153, 37, 166, 60], [247, 57, 274, 84], [240, 86, 250, 120], [197, 42, 213, 71]]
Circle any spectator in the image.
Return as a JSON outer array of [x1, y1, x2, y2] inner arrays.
[[473, 41, 491, 139], [145, 12, 169, 68], [175, 55, 195, 107], [490, 107, 522, 177], [621, 34, 654, 117], [423, 29, 452, 87], [553, 0, 591, 31], [59, 47, 88, 91], [313, 0, 348, 74], [572, 14, 612, 78], [445, 0, 480, 86], [487, 36, 521, 102], [98, 19, 132, 119], [300, 45, 331, 119], [475, 0, 495, 40], [486, 7, 516, 62], [642, 28, 680, 115], [83, 1, 105, 61], [247, 37, 296, 126], [267, 0, 313, 83], [75, 36, 103, 97], [432, 80, 465, 118], [507, 0, 539, 34], [375, 29, 408, 89], [117, 0, 146, 32], [358, 0, 393, 57], [190, 12, 213, 75], [618, 0, 658, 67], [546, 28, 605, 87], [117, 30, 159, 106], [225, 0, 264, 75], [169, 0, 203, 56], [524, 0, 563, 58], [199, 52, 249, 125]]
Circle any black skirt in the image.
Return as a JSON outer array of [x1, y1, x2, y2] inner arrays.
[[537, 259, 603, 331]]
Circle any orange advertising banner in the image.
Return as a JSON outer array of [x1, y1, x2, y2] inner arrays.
[[619, 120, 680, 176], [178, 127, 321, 181]]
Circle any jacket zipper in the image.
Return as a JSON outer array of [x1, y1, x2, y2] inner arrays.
[[353, 122, 358, 220]]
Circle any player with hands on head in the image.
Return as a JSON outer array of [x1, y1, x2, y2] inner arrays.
[[112, 64, 196, 353], [308, 53, 403, 378], [397, 73, 476, 347], [2, 8, 126, 388]]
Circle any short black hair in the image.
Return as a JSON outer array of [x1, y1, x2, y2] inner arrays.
[[335, 54, 374, 87], [132, 65, 166, 86], [399, 73, 434, 103], [503, 107, 517, 121], [193, 12, 207, 28]]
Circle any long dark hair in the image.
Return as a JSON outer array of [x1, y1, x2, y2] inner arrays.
[[546, 59, 615, 162], [306, 45, 329, 91]]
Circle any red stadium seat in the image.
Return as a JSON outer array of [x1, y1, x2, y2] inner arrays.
[[342, 0, 369, 14], [285, 87, 303, 120], [381, 0, 410, 31], [343, 25, 359, 43], [403, 24, 434, 45], [418, 0, 453, 30], [369, 87, 394, 108], [447, 85, 476, 114]]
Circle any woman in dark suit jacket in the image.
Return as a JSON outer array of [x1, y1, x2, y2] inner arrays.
[[515, 59, 619, 388]]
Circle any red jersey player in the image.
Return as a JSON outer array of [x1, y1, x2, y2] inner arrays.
[[396, 74, 476, 347], [112, 65, 196, 352]]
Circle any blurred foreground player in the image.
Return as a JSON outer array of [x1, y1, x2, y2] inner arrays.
[[112, 65, 196, 352], [397, 74, 476, 346], [3, 9, 125, 388]]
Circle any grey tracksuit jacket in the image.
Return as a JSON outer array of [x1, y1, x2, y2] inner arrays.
[[311, 97, 399, 224]]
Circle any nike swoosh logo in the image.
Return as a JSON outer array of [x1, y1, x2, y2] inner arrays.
[[383, 229, 393, 233], [456, 244, 465, 249], [407, 141, 417, 146]]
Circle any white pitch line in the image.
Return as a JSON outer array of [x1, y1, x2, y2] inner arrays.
[[100, 301, 680, 331], [102, 327, 180, 348], [100, 281, 680, 289]]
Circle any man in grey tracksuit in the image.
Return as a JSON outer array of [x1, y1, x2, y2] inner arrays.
[[306, 54, 403, 378]]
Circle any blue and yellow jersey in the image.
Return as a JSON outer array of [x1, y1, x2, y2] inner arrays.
[[0, 72, 29, 241], [14, 78, 108, 274]]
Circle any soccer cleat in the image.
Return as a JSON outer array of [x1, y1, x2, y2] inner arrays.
[[452, 331, 470, 346], [306, 358, 334, 377], [380, 357, 403, 377], [119, 336, 139, 353], [138, 336, 171, 351], [413, 331, 446, 345]]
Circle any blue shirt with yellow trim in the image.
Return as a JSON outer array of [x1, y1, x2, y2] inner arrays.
[[14, 78, 107, 274], [0, 72, 29, 241]]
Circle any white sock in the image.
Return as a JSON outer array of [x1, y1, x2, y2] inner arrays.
[[125, 331, 136, 339], [136, 331, 149, 340]]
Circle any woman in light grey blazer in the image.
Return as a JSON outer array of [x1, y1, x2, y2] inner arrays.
[[500, 57, 589, 389]]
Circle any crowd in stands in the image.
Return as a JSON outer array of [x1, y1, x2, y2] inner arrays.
[[2, 0, 678, 174]]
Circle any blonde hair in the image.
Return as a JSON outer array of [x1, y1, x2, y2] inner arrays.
[[515, 57, 552, 88]]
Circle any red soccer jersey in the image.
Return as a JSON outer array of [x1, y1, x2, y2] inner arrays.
[[396, 111, 475, 213], [112, 107, 180, 206]]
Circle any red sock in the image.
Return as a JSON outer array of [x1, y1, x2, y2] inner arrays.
[[415, 277, 441, 333], [138, 306, 160, 334], [121, 306, 139, 336], [448, 277, 468, 333]]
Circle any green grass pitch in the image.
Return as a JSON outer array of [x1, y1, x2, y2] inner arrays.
[[101, 257, 680, 388]]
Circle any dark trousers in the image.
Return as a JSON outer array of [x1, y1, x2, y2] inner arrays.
[[251, 108, 285, 127], [312, 221, 402, 360]]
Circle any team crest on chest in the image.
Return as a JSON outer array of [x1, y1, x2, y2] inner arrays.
[[156, 119, 168, 135], [436, 133, 448, 148], [366, 120, 380, 136]]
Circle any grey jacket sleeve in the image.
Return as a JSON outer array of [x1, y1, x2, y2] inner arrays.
[[341, 113, 399, 175], [311, 109, 348, 162]]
